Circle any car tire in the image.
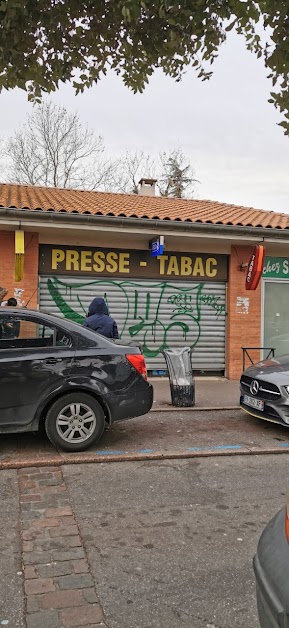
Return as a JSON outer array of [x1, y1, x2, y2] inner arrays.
[[45, 393, 105, 452]]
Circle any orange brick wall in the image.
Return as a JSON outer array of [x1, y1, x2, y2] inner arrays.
[[0, 231, 39, 309], [227, 245, 262, 379], [0, 232, 264, 380]]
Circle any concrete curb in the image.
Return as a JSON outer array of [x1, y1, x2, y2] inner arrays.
[[1, 445, 289, 470], [151, 405, 240, 412]]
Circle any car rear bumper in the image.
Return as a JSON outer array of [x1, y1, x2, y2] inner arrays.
[[253, 508, 289, 628], [109, 381, 154, 423]]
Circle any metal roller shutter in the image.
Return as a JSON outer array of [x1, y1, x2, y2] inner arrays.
[[39, 275, 227, 371]]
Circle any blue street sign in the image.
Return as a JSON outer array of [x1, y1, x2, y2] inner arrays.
[[151, 236, 164, 257]]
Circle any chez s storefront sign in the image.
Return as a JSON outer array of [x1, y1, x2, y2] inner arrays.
[[39, 245, 228, 282], [263, 257, 289, 279]]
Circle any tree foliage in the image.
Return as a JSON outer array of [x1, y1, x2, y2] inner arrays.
[[115, 149, 198, 198], [5, 101, 115, 189], [0, 2, 289, 129], [158, 150, 199, 198]]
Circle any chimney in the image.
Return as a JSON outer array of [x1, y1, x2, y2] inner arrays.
[[138, 178, 157, 197]]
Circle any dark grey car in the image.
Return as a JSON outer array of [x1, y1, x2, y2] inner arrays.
[[253, 503, 289, 628], [0, 308, 153, 452], [241, 359, 289, 626], [240, 356, 289, 427]]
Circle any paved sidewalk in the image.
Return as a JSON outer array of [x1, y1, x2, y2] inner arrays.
[[19, 466, 108, 628], [150, 377, 239, 409]]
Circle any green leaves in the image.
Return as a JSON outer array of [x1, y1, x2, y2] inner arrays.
[[225, 18, 238, 32], [0, 0, 288, 131]]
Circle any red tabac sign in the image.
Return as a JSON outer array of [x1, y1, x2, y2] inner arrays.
[[245, 245, 265, 290]]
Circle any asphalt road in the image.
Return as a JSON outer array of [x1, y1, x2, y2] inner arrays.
[[64, 455, 289, 628], [1, 409, 289, 628], [2, 409, 289, 467]]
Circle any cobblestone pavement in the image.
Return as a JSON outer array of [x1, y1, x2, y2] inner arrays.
[[18, 466, 108, 628], [0, 470, 24, 627]]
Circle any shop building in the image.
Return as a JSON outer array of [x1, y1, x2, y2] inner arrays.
[[1, 183, 289, 379]]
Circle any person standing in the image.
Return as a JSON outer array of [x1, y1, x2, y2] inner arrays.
[[1, 297, 20, 338], [83, 297, 119, 339]]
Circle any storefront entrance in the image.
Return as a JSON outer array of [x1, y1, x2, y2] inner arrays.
[[262, 257, 289, 357], [263, 280, 289, 357], [38, 245, 228, 374]]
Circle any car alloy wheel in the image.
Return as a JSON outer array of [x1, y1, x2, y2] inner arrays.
[[56, 402, 97, 443], [45, 393, 105, 452]]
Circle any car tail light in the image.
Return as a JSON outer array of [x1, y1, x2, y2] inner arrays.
[[126, 354, 147, 380], [285, 495, 289, 542]]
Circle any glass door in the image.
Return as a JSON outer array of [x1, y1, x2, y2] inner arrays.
[[263, 281, 289, 357]]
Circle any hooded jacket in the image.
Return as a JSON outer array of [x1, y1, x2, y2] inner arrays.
[[83, 297, 119, 339]]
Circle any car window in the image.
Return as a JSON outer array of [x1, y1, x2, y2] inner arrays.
[[0, 316, 72, 350]]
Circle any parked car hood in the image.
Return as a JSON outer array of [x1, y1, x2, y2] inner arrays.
[[244, 355, 289, 383]]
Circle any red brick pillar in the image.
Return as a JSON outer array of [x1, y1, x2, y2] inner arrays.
[[227, 245, 262, 379], [0, 231, 39, 308]]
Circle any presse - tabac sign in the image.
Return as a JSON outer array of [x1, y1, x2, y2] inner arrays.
[[39, 245, 228, 282]]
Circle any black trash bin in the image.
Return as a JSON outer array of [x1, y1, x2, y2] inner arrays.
[[162, 347, 195, 407]]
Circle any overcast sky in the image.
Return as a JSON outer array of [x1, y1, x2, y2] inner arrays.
[[0, 32, 288, 213]]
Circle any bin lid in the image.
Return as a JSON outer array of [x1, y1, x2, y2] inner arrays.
[[162, 347, 191, 356]]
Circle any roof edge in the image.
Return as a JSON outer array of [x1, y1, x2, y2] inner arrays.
[[0, 182, 280, 215], [1, 206, 289, 239]]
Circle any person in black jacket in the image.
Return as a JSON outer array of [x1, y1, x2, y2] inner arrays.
[[83, 297, 119, 339], [1, 297, 20, 339]]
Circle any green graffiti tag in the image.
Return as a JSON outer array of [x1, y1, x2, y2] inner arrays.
[[46, 277, 227, 359], [127, 283, 201, 358], [167, 291, 227, 319], [47, 279, 84, 324], [200, 293, 227, 319]]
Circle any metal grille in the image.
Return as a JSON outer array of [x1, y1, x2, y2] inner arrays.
[[39, 275, 227, 371], [240, 375, 281, 400]]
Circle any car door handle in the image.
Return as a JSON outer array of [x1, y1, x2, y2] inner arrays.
[[45, 358, 63, 365]]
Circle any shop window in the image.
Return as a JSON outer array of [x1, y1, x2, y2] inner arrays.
[[264, 282, 289, 357]]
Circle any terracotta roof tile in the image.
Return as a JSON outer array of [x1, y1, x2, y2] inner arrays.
[[0, 183, 288, 230]]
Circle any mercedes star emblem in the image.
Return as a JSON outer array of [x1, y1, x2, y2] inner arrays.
[[250, 380, 259, 396]]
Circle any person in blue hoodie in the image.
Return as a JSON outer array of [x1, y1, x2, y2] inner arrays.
[[83, 297, 119, 339]]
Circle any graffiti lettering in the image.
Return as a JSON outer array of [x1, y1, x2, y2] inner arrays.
[[200, 293, 227, 319], [46, 277, 227, 360], [167, 293, 194, 315], [168, 291, 227, 319]]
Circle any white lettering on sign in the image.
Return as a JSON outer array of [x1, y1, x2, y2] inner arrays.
[[283, 260, 289, 275], [246, 254, 255, 284], [263, 260, 281, 275]]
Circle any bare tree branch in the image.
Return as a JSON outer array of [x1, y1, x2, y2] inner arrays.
[[4, 101, 114, 190], [112, 149, 198, 198], [3, 104, 199, 198], [110, 151, 155, 194]]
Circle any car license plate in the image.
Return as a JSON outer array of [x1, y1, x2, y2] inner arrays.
[[243, 394, 264, 411]]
